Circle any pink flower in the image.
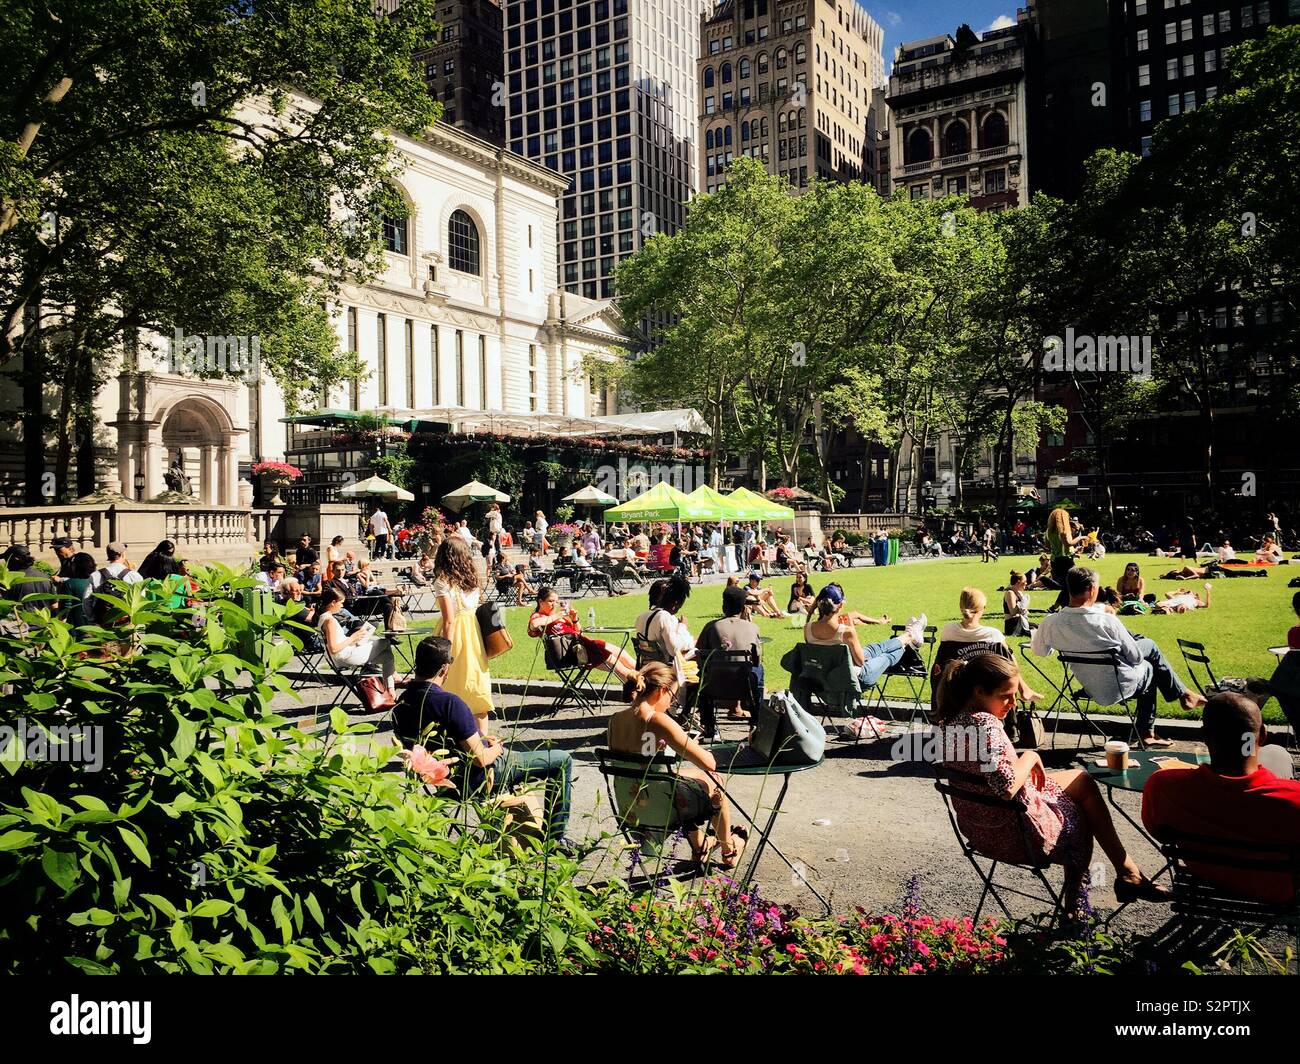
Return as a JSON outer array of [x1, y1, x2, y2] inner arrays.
[[406, 745, 450, 786]]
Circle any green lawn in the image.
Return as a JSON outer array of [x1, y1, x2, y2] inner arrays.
[[483, 553, 1296, 723]]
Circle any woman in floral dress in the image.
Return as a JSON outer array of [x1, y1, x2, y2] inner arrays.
[[933, 653, 1169, 913]]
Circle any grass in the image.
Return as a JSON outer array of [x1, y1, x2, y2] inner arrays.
[[478, 552, 1296, 723]]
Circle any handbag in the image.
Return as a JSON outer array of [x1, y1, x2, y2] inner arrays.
[[356, 675, 396, 712], [1013, 707, 1044, 750], [476, 599, 513, 659], [750, 690, 826, 765], [388, 604, 408, 632]]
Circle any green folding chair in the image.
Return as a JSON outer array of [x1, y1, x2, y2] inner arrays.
[[781, 641, 881, 741], [596, 748, 697, 883]]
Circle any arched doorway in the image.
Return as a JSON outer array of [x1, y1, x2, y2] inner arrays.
[[159, 397, 237, 505]]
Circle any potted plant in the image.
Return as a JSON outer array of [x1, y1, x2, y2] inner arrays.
[[251, 460, 303, 506], [548, 522, 581, 549]]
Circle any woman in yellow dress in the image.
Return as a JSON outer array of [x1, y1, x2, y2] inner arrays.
[[432, 535, 495, 732]]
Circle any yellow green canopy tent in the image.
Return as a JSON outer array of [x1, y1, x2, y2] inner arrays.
[[726, 486, 795, 519], [684, 484, 745, 520], [603, 481, 716, 522]]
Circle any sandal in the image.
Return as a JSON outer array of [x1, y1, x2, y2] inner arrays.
[[727, 708, 752, 721], [1114, 875, 1172, 903], [718, 827, 749, 870], [689, 836, 719, 866]]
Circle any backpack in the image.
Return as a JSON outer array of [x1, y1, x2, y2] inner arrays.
[[91, 566, 133, 625]]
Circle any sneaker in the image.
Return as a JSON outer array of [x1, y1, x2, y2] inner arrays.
[[904, 613, 926, 645]]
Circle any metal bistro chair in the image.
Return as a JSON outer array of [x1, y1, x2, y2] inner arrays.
[[1017, 643, 1111, 752], [542, 632, 605, 717], [865, 625, 937, 727], [596, 748, 699, 883], [1175, 638, 1219, 696], [934, 763, 1067, 928], [1140, 828, 1300, 968], [1055, 647, 1146, 751], [782, 641, 882, 741], [698, 647, 761, 736]]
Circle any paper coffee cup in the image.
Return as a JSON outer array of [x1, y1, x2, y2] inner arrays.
[[1104, 740, 1130, 770]]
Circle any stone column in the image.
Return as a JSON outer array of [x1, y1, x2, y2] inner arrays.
[[199, 445, 215, 505], [140, 428, 162, 500], [221, 434, 240, 506]]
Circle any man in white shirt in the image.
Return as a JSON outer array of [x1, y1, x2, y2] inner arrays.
[[87, 542, 145, 594], [455, 520, 476, 547], [1031, 566, 1204, 747], [369, 506, 392, 559]]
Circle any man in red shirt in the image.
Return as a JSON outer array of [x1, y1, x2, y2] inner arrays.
[[1142, 693, 1300, 903]]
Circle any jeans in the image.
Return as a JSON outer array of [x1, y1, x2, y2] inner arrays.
[[858, 637, 907, 688], [493, 747, 572, 841], [1130, 635, 1190, 737]]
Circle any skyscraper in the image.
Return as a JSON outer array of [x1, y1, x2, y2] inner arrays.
[[503, 0, 707, 301], [697, 0, 886, 195]]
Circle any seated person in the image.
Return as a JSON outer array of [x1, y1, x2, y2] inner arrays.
[[1002, 570, 1032, 637], [787, 570, 817, 615], [607, 662, 747, 868], [1116, 562, 1145, 602], [527, 547, 545, 581], [1031, 566, 1205, 748], [349, 559, 402, 628], [1096, 586, 1123, 613], [254, 558, 287, 593], [934, 587, 1042, 704], [299, 559, 324, 595], [511, 564, 537, 607], [649, 535, 674, 572], [1026, 553, 1057, 590], [920, 532, 943, 557], [603, 545, 647, 586], [406, 553, 436, 586], [393, 636, 574, 846], [936, 653, 1169, 914], [1217, 539, 1236, 563], [1256, 535, 1285, 564], [743, 571, 786, 617], [804, 583, 924, 689], [634, 575, 698, 695], [528, 586, 637, 680], [275, 577, 316, 624], [1289, 590, 1300, 651], [628, 526, 651, 559], [803, 536, 829, 570], [696, 584, 764, 732], [571, 544, 593, 569], [774, 536, 804, 574], [315, 587, 396, 691], [828, 532, 850, 567], [1151, 584, 1212, 613], [1142, 692, 1300, 903]]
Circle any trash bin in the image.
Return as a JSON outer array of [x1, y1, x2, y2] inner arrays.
[[872, 538, 887, 567], [888, 537, 900, 565]]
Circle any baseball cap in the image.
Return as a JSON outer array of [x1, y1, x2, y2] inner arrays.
[[817, 583, 845, 606], [107, 541, 128, 557], [722, 584, 750, 616], [52, 536, 74, 549], [747, 570, 762, 582]]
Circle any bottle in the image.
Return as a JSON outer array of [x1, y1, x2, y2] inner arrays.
[[587, 606, 596, 629]]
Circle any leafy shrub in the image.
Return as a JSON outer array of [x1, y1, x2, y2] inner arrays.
[[0, 566, 595, 974]]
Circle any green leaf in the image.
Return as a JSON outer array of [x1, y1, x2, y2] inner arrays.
[[141, 893, 180, 920], [304, 892, 325, 929], [41, 846, 80, 891], [117, 826, 151, 867], [0, 829, 38, 850], [171, 711, 199, 763], [190, 899, 232, 918], [68, 908, 115, 927], [65, 956, 115, 974], [70, 794, 110, 811]]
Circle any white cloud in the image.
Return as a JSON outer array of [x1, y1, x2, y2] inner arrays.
[[884, 10, 903, 27], [983, 14, 1016, 31]]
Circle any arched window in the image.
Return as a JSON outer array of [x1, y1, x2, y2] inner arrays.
[[706, 128, 715, 149], [721, 62, 732, 84], [447, 209, 481, 275], [793, 42, 806, 64], [757, 52, 769, 74], [798, 107, 806, 129], [382, 213, 408, 255], [739, 57, 750, 78], [942, 120, 969, 158], [741, 120, 750, 142], [775, 47, 787, 69], [982, 111, 1009, 148], [723, 125, 733, 146], [778, 111, 787, 132], [759, 117, 768, 138], [906, 128, 933, 164], [703, 66, 715, 88]]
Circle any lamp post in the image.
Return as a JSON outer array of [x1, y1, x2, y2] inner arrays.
[[133, 470, 145, 502]]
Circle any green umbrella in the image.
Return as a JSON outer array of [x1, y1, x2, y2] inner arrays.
[[603, 481, 715, 522]]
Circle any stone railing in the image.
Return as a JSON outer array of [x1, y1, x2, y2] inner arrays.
[[821, 513, 921, 534]]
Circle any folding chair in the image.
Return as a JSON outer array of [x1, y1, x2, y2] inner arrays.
[[1017, 643, 1111, 751], [596, 748, 698, 883], [864, 625, 937, 727], [1138, 829, 1300, 968], [1056, 648, 1146, 750], [933, 764, 1067, 927], [542, 633, 605, 717], [697, 647, 761, 735], [1175, 638, 1219, 695], [782, 641, 884, 741]]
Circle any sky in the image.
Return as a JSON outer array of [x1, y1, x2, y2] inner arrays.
[[858, 0, 1020, 63]]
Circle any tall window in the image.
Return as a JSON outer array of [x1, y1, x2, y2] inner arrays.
[[982, 112, 1008, 148], [479, 336, 488, 409], [448, 210, 481, 275], [347, 307, 359, 410], [376, 313, 388, 406], [405, 318, 414, 408], [455, 330, 465, 406], [528, 344, 539, 411], [430, 325, 440, 405], [382, 213, 408, 255]]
